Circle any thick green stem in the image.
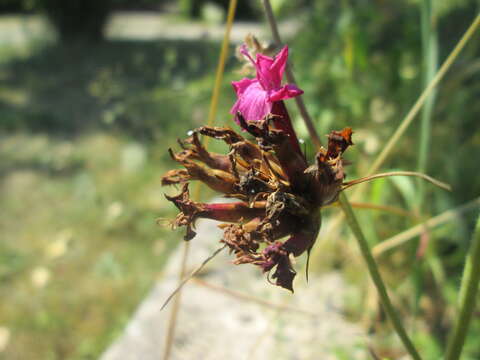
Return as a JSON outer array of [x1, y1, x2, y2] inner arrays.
[[338, 192, 422, 360], [445, 212, 480, 360]]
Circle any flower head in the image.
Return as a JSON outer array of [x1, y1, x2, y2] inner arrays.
[[230, 45, 304, 122], [162, 115, 353, 292]]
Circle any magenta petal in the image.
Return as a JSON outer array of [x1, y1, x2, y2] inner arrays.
[[268, 84, 304, 102], [230, 81, 272, 121], [269, 46, 288, 87], [232, 78, 257, 97], [256, 53, 276, 90], [231, 45, 301, 123], [256, 53, 274, 73]]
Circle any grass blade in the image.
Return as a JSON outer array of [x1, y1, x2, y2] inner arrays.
[[373, 197, 480, 256], [445, 211, 480, 360], [364, 13, 480, 180], [417, 0, 438, 200]]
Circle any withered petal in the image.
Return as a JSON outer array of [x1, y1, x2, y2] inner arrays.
[[161, 118, 355, 291], [326, 127, 353, 159], [161, 169, 190, 185], [271, 255, 296, 292], [164, 184, 204, 241]]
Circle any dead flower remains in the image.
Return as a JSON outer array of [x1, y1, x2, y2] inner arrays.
[[161, 43, 449, 292]]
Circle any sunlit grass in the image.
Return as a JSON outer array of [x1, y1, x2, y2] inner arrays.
[[0, 133, 179, 358], [0, 15, 240, 356]]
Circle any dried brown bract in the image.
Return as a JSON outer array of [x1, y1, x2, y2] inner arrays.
[[162, 112, 353, 291]]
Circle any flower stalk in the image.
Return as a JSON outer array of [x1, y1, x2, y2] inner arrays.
[[338, 192, 422, 360]]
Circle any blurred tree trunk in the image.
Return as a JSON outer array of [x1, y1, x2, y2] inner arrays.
[[41, 0, 112, 42], [180, 0, 257, 20]]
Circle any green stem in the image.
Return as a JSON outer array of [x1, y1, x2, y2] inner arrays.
[[414, 0, 438, 323], [338, 192, 422, 360], [417, 0, 438, 195], [445, 212, 480, 360]]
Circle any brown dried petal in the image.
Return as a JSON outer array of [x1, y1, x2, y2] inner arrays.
[[221, 221, 260, 256], [169, 148, 237, 194], [257, 241, 296, 292], [183, 132, 232, 172], [182, 163, 238, 194], [197, 126, 245, 145], [164, 184, 204, 240], [161, 169, 190, 186], [326, 127, 353, 159], [236, 114, 308, 192], [271, 255, 296, 292]]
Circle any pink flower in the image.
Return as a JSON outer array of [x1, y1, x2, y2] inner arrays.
[[230, 45, 304, 122]]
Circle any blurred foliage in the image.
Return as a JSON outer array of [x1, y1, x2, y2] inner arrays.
[[37, 0, 112, 42], [179, 0, 259, 20], [290, 0, 479, 233], [0, 132, 181, 359], [0, 37, 237, 144], [289, 0, 480, 358], [293, 0, 480, 206], [0, 14, 232, 360], [0, 0, 479, 359], [0, 0, 171, 41]]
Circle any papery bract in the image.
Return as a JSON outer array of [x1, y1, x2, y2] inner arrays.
[[162, 121, 353, 291]]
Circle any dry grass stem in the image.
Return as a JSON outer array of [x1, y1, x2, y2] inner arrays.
[[320, 13, 480, 253], [342, 171, 451, 192], [160, 245, 227, 311], [346, 202, 417, 219], [363, 13, 480, 180], [162, 1, 238, 357], [162, 242, 190, 359], [373, 197, 480, 256], [192, 278, 317, 316]]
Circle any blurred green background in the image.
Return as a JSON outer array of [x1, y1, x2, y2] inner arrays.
[[0, 0, 479, 359]]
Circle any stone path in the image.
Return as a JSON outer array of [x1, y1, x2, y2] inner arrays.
[[106, 12, 300, 43], [101, 217, 368, 360], [0, 12, 300, 46]]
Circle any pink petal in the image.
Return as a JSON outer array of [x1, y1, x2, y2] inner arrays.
[[232, 78, 257, 97], [268, 84, 304, 102], [269, 46, 289, 87], [256, 53, 276, 90], [230, 81, 272, 121]]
